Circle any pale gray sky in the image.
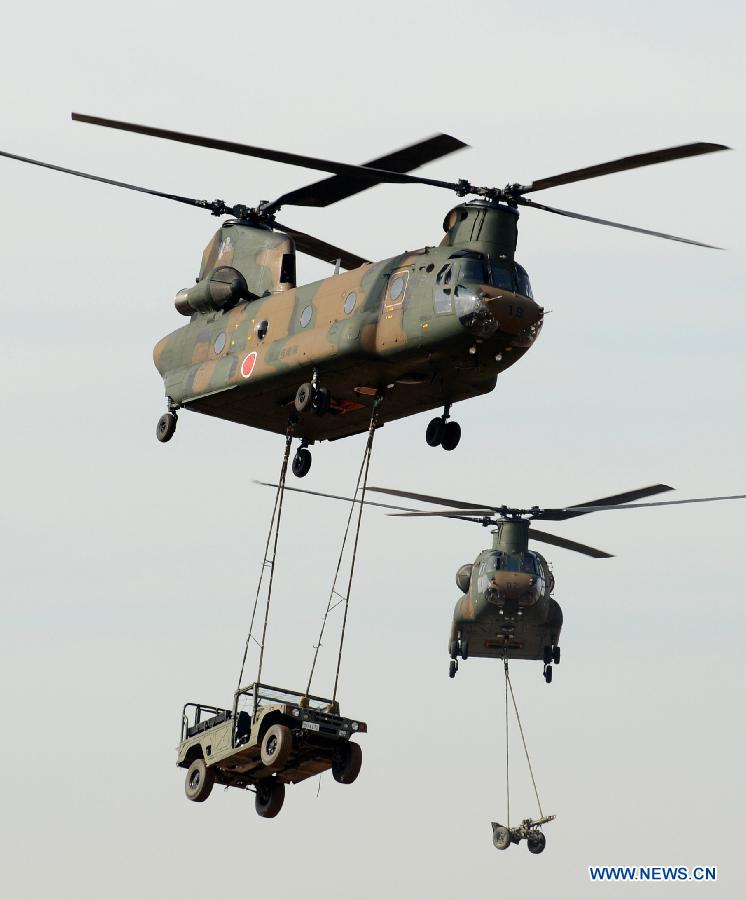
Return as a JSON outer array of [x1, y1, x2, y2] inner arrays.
[[1, 1, 744, 897]]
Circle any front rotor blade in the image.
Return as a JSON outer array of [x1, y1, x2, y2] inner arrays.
[[368, 486, 489, 510], [389, 509, 498, 518], [517, 197, 721, 248], [0, 148, 214, 211], [72, 113, 462, 191], [563, 493, 746, 513], [268, 133, 468, 210], [254, 481, 418, 514], [528, 528, 613, 559], [518, 142, 729, 194], [273, 221, 369, 270], [537, 484, 674, 521]]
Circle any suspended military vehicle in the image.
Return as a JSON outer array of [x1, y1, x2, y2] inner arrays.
[[0, 116, 728, 476], [264, 481, 746, 681]]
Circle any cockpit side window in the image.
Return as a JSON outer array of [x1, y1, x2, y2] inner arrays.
[[434, 263, 453, 315]]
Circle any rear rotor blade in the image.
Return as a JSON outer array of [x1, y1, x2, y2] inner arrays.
[[368, 486, 488, 509], [72, 113, 463, 191], [254, 481, 418, 514], [273, 221, 369, 270], [517, 197, 722, 248], [268, 133, 468, 210], [0, 148, 217, 212], [518, 142, 729, 194], [563, 493, 746, 513], [528, 528, 613, 559]]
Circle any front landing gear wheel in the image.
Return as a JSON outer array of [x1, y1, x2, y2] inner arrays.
[[426, 417, 446, 447], [492, 825, 511, 850], [449, 659, 458, 678], [156, 412, 177, 443], [527, 832, 546, 854], [184, 758, 214, 803], [441, 421, 461, 451], [292, 447, 312, 478], [255, 778, 285, 818], [332, 742, 363, 784]]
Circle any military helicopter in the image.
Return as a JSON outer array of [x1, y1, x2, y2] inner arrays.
[[265, 481, 746, 681], [0, 115, 727, 477]]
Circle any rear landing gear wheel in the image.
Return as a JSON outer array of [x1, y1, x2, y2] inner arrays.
[[156, 412, 177, 443], [552, 645, 561, 665], [255, 778, 285, 818], [544, 664, 553, 684], [449, 640, 459, 659], [492, 825, 511, 850], [426, 417, 446, 447], [292, 447, 312, 478], [449, 659, 458, 678], [441, 420, 461, 451], [184, 758, 214, 803], [543, 645, 552, 665], [527, 832, 546, 854], [460, 640, 469, 661]]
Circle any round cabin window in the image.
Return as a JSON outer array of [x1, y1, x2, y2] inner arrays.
[[389, 275, 406, 302], [344, 291, 357, 314], [213, 331, 226, 355], [300, 305, 313, 328]]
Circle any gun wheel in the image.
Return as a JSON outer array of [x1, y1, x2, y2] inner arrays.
[[492, 825, 511, 850], [527, 832, 546, 854]]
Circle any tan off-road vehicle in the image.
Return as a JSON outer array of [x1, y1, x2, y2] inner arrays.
[[176, 682, 366, 817]]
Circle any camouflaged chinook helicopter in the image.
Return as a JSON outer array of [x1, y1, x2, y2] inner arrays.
[[270, 481, 746, 681], [0, 116, 726, 477]]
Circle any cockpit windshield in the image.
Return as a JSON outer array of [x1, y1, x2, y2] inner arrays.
[[516, 263, 534, 299]]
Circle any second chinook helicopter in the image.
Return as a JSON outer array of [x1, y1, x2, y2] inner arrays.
[[0, 115, 727, 476], [267, 481, 746, 682]]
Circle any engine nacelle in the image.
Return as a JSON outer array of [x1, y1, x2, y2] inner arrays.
[[175, 266, 251, 316], [455, 563, 473, 594]]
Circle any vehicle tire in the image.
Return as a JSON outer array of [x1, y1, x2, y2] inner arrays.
[[441, 420, 461, 451], [544, 664, 553, 684], [156, 412, 177, 443], [294, 382, 314, 413], [255, 778, 285, 818], [292, 447, 312, 478], [425, 417, 445, 447], [542, 645, 552, 665], [184, 758, 214, 803], [492, 825, 511, 850], [260, 723, 293, 769], [332, 742, 363, 785], [527, 832, 546, 854], [552, 645, 561, 665], [449, 659, 458, 678], [460, 640, 469, 661], [312, 387, 331, 415]]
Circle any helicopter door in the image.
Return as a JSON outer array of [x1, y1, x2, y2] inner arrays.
[[376, 268, 411, 352]]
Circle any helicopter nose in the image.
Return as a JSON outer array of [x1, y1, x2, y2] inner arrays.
[[480, 288, 543, 337]]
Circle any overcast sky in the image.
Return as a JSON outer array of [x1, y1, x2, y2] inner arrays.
[[1, 1, 744, 897]]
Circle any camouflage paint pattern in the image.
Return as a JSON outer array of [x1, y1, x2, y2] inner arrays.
[[153, 201, 544, 442]]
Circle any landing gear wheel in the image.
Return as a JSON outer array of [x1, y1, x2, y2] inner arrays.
[[332, 742, 363, 785], [255, 778, 285, 818], [527, 832, 546, 854], [492, 825, 511, 851], [312, 387, 331, 415], [460, 640, 469, 661], [449, 640, 459, 659], [184, 758, 214, 803], [544, 664, 553, 684], [426, 417, 446, 447], [260, 724, 293, 770], [552, 645, 561, 665], [292, 447, 312, 478], [156, 412, 177, 443], [294, 382, 314, 413], [441, 420, 461, 451], [542, 645, 552, 665], [449, 659, 458, 678]]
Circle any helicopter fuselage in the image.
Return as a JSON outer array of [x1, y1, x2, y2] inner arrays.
[[153, 201, 543, 443]]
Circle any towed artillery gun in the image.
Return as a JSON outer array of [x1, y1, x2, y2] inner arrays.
[[177, 683, 366, 818], [491, 815, 556, 854]]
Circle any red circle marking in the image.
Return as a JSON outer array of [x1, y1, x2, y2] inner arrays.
[[241, 351, 258, 379]]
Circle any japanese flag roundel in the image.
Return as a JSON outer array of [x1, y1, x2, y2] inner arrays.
[[241, 351, 258, 379]]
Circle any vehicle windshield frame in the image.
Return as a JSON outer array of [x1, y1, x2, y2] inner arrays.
[[234, 682, 334, 715]]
